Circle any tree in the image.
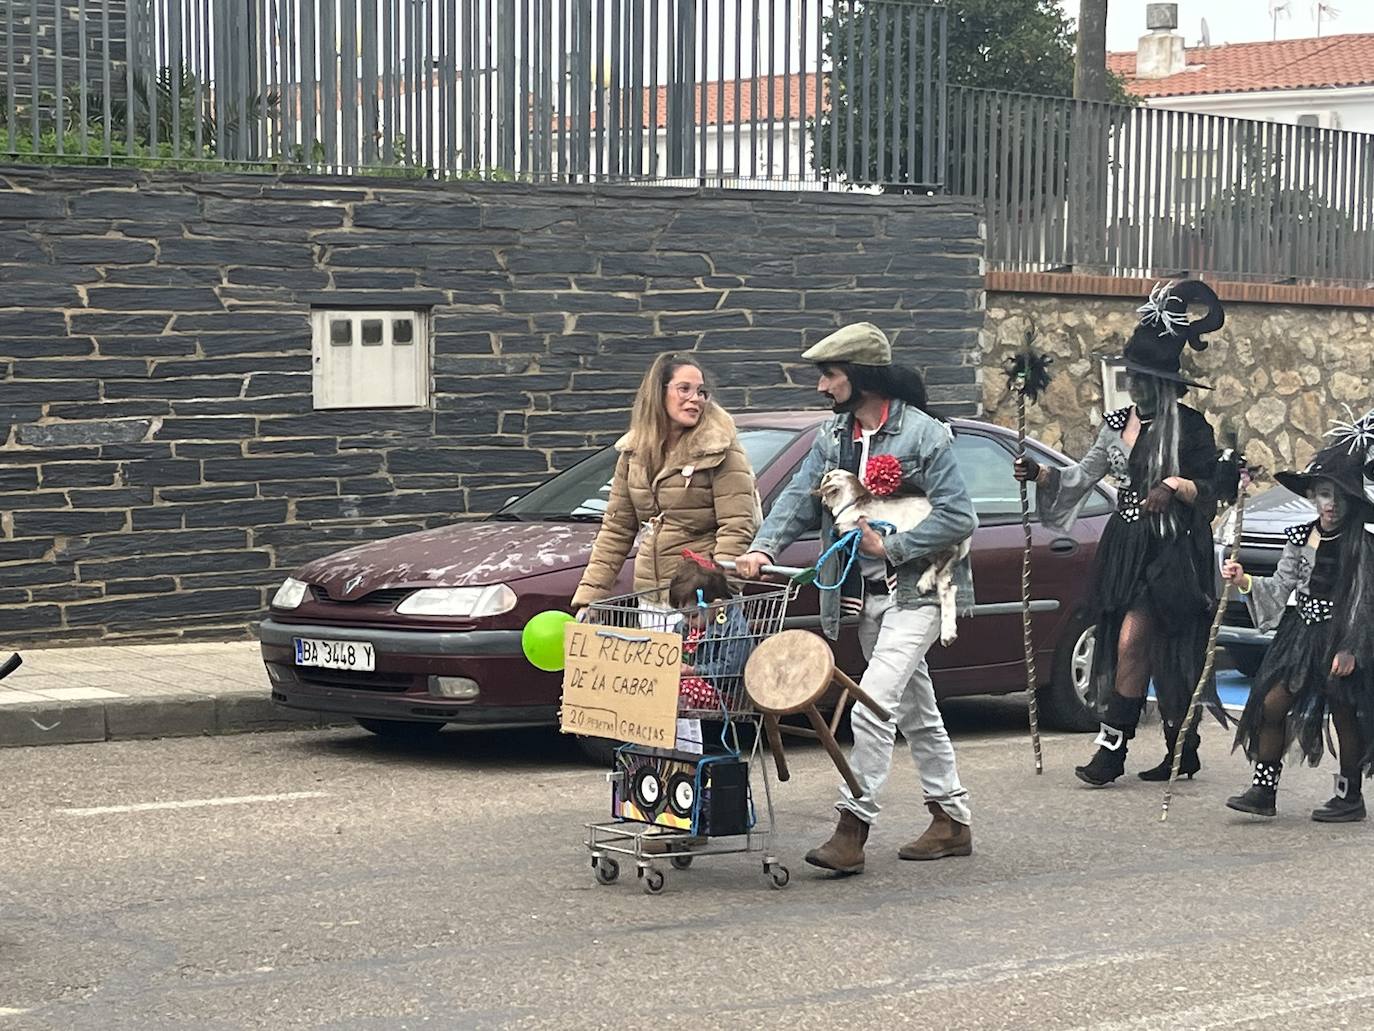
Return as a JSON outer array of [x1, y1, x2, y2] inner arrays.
[[1073, 0, 1110, 101], [1194, 136, 1356, 282], [812, 0, 1135, 186], [944, 0, 1086, 97]]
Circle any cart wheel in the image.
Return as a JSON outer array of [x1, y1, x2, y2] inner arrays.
[[670, 854, 694, 871], [642, 869, 666, 895], [767, 864, 790, 890], [594, 858, 620, 885]]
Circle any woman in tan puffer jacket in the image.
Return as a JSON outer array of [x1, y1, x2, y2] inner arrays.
[[572, 354, 760, 611]]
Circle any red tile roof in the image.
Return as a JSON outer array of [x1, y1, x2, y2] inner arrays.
[[671, 71, 825, 126], [1108, 32, 1374, 98], [563, 71, 825, 130]]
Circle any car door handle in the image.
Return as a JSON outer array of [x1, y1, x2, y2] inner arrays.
[[1049, 537, 1078, 555]]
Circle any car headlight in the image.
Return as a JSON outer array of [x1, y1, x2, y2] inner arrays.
[[396, 584, 518, 617], [272, 577, 310, 610]]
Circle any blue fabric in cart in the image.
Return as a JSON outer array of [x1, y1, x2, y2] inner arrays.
[[683, 606, 755, 683]]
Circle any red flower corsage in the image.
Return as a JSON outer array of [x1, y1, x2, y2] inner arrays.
[[863, 454, 903, 497]]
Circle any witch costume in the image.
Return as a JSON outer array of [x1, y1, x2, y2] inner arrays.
[[1026, 281, 1229, 785], [1227, 412, 1374, 822]]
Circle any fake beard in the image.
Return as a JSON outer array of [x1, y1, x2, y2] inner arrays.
[[824, 391, 860, 414]]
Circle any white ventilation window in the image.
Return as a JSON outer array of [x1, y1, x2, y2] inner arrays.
[[1101, 359, 1132, 412], [310, 309, 430, 410]]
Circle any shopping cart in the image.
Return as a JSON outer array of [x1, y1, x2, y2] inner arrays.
[[583, 562, 802, 895]]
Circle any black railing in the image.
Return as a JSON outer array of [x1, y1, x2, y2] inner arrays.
[[948, 85, 1374, 286], [0, 0, 947, 188]]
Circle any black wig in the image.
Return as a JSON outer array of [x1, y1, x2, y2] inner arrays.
[[823, 361, 940, 420]]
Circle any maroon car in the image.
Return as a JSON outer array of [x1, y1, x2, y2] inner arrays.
[[259, 413, 1114, 754]]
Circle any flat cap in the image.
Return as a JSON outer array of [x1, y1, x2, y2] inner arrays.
[[801, 322, 891, 366]]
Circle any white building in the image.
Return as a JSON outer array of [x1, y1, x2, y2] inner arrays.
[[1109, 20, 1374, 133]]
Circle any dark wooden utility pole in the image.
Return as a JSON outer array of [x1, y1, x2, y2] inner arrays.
[[1074, 0, 1110, 101]]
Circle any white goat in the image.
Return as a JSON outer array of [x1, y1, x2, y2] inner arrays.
[[816, 468, 971, 646]]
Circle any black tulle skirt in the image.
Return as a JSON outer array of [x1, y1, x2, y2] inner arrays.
[[1233, 609, 1374, 771], [1085, 511, 1223, 727]]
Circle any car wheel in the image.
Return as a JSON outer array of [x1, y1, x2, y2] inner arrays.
[[355, 718, 444, 741], [1037, 613, 1099, 732], [1224, 644, 1266, 679], [576, 735, 620, 764]]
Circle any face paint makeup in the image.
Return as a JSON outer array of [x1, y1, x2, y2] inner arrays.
[[1310, 479, 1346, 530], [1127, 373, 1160, 415]]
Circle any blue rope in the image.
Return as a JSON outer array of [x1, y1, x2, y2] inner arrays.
[[812, 528, 864, 591], [810, 521, 898, 591]]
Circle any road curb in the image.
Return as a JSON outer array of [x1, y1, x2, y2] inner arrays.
[[0, 692, 343, 748]]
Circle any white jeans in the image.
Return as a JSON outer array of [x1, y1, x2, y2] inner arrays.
[[838, 593, 972, 826]]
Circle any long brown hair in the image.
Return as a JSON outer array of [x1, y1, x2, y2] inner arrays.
[[625, 353, 715, 477]]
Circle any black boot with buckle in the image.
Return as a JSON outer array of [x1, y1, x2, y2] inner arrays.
[[1311, 772, 1367, 823], [1075, 694, 1145, 786], [1226, 760, 1281, 817]]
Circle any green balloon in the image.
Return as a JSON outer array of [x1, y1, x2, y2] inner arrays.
[[522, 610, 575, 671]]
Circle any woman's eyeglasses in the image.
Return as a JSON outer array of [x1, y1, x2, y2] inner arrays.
[[671, 382, 711, 402]]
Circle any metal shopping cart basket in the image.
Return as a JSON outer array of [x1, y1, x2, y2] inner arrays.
[[583, 563, 800, 895]]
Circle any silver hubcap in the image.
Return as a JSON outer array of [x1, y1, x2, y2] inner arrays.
[[1071, 625, 1096, 708]]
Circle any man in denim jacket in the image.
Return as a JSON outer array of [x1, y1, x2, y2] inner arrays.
[[735, 323, 978, 875]]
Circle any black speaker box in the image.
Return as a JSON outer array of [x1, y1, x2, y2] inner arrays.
[[611, 747, 751, 836]]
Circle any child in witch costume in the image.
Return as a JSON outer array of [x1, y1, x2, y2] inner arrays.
[[1014, 281, 1230, 785], [1222, 414, 1374, 821]]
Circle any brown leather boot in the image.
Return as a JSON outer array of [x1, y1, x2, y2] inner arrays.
[[803, 809, 869, 875], [898, 801, 972, 861]]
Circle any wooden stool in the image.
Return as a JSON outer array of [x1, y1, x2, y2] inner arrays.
[[743, 629, 892, 798]]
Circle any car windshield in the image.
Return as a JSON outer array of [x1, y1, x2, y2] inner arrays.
[[499, 428, 799, 521]]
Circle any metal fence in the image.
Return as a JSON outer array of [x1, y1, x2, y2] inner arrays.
[[4, 1, 1372, 285], [948, 85, 1374, 286], [0, 0, 946, 188]]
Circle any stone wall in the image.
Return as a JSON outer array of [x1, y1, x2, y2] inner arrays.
[[982, 291, 1374, 474], [0, 2, 129, 103], [0, 167, 984, 646]]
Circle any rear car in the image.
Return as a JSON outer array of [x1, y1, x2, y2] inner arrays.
[[259, 414, 1116, 750]]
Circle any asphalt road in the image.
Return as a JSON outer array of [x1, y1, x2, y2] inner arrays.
[[2, 698, 1372, 1031]]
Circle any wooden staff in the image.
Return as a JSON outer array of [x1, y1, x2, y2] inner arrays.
[[1161, 456, 1252, 821], [1005, 332, 1053, 774]]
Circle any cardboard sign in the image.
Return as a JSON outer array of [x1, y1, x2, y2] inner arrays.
[[559, 622, 682, 748]]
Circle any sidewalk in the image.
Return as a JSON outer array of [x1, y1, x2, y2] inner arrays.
[[0, 641, 337, 748]]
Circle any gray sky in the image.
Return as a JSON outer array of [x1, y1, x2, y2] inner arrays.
[[1057, 1, 1374, 51]]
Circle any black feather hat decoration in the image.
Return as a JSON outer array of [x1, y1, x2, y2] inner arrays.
[[1213, 425, 1263, 507], [1004, 326, 1053, 404]]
